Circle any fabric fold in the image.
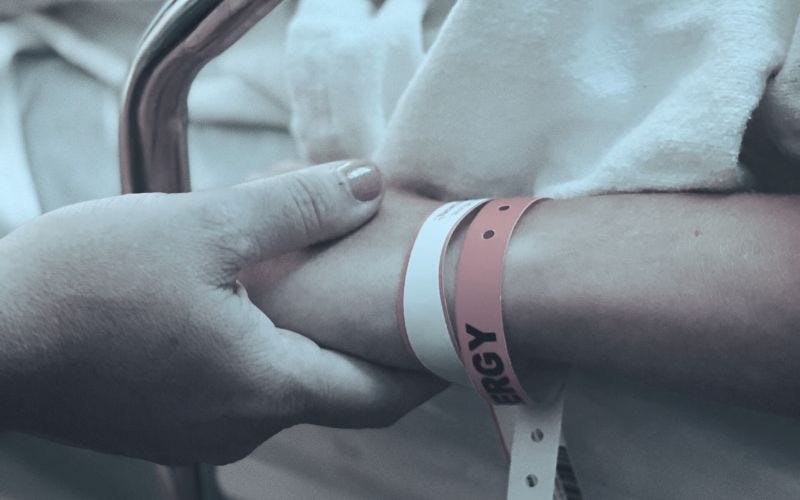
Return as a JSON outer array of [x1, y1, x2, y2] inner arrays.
[[286, 0, 430, 163]]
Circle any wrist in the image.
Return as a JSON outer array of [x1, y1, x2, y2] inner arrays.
[[442, 198, 567, 375], [443, 198, 570, 408]]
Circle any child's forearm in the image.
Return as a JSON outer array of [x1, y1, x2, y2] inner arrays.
[[445, 193, 800, 416]]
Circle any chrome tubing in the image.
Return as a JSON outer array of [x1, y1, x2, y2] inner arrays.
[[119, 0, 284, 498], [120, 0, 284, 194]]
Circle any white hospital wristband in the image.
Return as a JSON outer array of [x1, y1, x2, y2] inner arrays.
[[400, 199, 488, 385]]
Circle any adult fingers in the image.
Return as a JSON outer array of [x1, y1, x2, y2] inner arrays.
[[266, 326, 446, 430], [193, 159, 384, 268]]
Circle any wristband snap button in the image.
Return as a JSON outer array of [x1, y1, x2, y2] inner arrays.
[[526, 474, 538, 487]]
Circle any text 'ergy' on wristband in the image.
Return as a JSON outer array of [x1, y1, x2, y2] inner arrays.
[[454, 197, 545, 406]]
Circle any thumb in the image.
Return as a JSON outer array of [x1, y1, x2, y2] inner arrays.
[[195, 159, 383, 266]]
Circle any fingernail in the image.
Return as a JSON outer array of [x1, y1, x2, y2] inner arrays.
[[337, 160, 383, 202]]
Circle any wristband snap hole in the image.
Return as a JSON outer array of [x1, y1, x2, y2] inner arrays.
[[498, 205, 510, 211], [483, 229, 495, 239], [526, 474, 538, 487], [531, 428, 544, 442]]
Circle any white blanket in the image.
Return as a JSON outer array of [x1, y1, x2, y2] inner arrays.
[[2, 1, 800, 499], [279, 1, 800, 499]]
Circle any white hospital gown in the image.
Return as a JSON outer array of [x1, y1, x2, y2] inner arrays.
[[2, 1, 800, 499]]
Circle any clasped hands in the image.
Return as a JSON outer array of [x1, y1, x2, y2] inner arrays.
[[0, 160, 445, 466]]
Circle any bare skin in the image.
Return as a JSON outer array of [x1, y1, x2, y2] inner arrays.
[[0, 162, 441, 465], [243, 188, 800, 417]]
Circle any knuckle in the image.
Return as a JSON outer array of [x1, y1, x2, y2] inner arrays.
[[362, 384, 423, 428], [284, 175, 332, 241], [371, 394, 413, 428], [262, 369, 313, 425], [192, 197, 255, 263], [348, 389, 413, 430]]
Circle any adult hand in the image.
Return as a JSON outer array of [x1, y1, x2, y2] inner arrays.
[[241, 180, 565, 401], [241, 187, 443, 371], [0, 160, 441, 465]]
